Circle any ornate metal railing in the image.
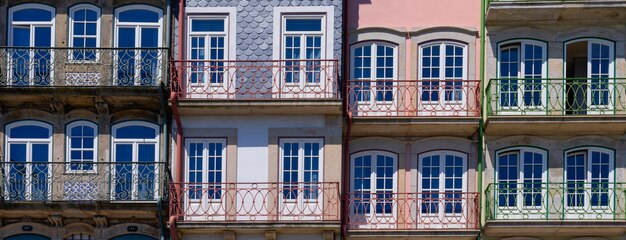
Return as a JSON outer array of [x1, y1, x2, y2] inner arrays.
[[170, 60, 339, 100], [0, 162, 165, 202], [486, 78, 626, 116], [486, 182, 626, 221], [488, 0, 587, 4], [0, 47, 168, 86], [347, 192, 480, 230], [169, 182, 340, 222], [346, 79, 481, 117]]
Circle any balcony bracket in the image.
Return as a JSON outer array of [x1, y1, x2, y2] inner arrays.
[[264, 230, 276, 240], [223, 230, 235, 240], [93, 215, 108, 228], [49, 97, 66, 115], [94, 97, 110, 115], [323, 231, 334, 240], [47, 214, 62, 228]]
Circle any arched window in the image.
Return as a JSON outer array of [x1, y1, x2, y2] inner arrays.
[[418, 150, 467, 215], [114, 5, 163, 86], [8, 3, 55, 85], [69, 4, 101, 61], [419, 42, 467, 104], [64, 234, 93, 240], [66, 121, 98, 172], [564, 147, 614, 211], [4, 121, 53, 201], [350, 42, 398, 103], [111, 121, 159, 201], [350, 151, 397, 216], [497, 40, 547, 114], [494, 146, 547, 219]]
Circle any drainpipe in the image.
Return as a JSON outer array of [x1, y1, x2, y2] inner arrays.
[[478, 0, 486, 237], [168, 0, 185, 239], [341, 0, 350, 239], [161, 1, 171, 240]]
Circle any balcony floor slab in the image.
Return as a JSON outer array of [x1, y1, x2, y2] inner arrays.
[[351, 117, 481, 137], [485, 115, 626, 136], [484, 220, 626, 237], [174, 99, 342, 115], [487, 1, 626, 24], [174, 222, 340, 234], [346, 229, 480, 240]]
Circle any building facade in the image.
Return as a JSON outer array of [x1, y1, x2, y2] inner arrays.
[[482, 1, 626, 240], [0, 0, 171, 239]]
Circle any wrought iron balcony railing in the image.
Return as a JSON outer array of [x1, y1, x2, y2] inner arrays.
[[347, 80, 481, 117], [169, 182, 340, 222], [486, 182, 626, 221], [347, 192, 479, 230], [0, 47, 168, 87], [487, 78, 626, 116], [170, 60, 339, 100], [0, 162, 165, 202]]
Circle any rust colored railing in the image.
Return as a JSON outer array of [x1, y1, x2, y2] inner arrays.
[[346, 79, 481, 117], [347, 192, 480, 230], [170, 60, 339, 100], [169, 182, 340, 222]]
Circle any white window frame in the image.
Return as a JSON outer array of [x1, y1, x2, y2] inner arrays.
[[494, 146, 548, 220], [418, 42, 468, 106], [7, 3, 56, 86], [563, 146, 614, 218], [417, 150, 468, 218], [278, 138, 325, 200], [113, 5, 164, 85], [350, 42, 399, 106], [68, 4, 101, 62], [110, 121, 160, 202], [184, 138, 227, 200], [496, 40, 548, 115], [65, 121, 98, 173], [4, 120, 53, 201]]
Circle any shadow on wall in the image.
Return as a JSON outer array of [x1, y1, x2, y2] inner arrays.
[[348, 0, 372, 31]]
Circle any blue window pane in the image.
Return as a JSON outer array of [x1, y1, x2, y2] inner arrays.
[[192, 19, 224, 32], [86, 23, 97, 35], [286, 19, 322, 31], [86, 9, 97, 21], [75, 9, 86, 21], [10, 125, 50, 138], [118, 9, 160, 23], [116, 125, 157, 139], [13, 8, 53, 21]]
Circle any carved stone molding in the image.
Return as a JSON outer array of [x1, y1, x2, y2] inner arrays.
[[47, 215, 62, 228], [93, 215, 107, 228]]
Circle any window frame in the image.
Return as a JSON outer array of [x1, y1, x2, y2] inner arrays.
[[184, 138, 227, 202], [496, 40, 548, 114], [110, 121, 160, 201], [186, 15, 230, 87], [8, 3, 56, 47], [349, 150, 398, 216], [68, 3, 101, 62], [65, 120, 98, 173], [278, 138, 325, 202], [563, 146, 615, 211], [417, 150, 468, 216], [350, 41, 399, 105], [418, 41, 468, 105]]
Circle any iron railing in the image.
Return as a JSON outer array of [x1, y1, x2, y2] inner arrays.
[[346, 79, 481, 117], [0, 47, 168, 86], [486, 78, 626, 116], [0, 162, 166, 202], [170, 60, 339, 100], [486, 182, 626, 221], [488, 0, 590, 4], [169, 182, 340, 222], [347, 192, 480, 230]]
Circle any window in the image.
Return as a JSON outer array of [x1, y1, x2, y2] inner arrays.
[[351, 42, 397, 103], [281, 16, 326, 85], [418, 151, 466, 215], [4, 121, 53, 201], [495, 147, 546, 215], [69, 4, 100, 61], [280, 139, 323, 200], [185, 139, 225, 200], [565, 147, 614, 209], [65, 234, 93, 240], [351, 151, 397, 215], [66, 121, 97, 172], [114, 5, 163, 86], [187, 17, 228, 85], [420, 42, 467, 104], [498, 41, 547, 111], [8, 4, 55, 86], [111, 121, 159, 201]]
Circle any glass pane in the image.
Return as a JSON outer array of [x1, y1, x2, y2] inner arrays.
[[192, 19, 225, 32], [115, 125, 157, 139], [140, 28, 159, 85], [117, 27, 136, 85], [137, 144, 156, 200], [286, 19, 322, 31], [13, 8, 53, 21], [114, 144, 133, 200], [31, 144, 50, 200], [9, 125, 50, 138], [118, 9, 159, 23]]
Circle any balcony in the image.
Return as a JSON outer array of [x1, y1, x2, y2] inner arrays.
[[0, 162, 165, 202], [169, 182, 340, 226], [346, 192, 479, 233], [0, 47, 168, 87], [486, 0, 626, 24], [485, 78, 626, 134], [485, 182, 626, 236], [346, 80, 480, 136]]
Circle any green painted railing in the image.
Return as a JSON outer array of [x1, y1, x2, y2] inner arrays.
[[488, 0, 593, 4], [486, 182, 626, 221], [486, 78, 626, 116]]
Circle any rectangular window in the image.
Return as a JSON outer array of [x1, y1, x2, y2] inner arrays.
[[185, 139, 225, 200], [282, 16, 325, 84], [280, 139, 323, 200], [70, 6, 100, 61], [188, 17, 228, 85]]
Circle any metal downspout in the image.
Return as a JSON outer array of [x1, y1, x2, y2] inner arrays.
[[158, 82, 168, 240], [168, 0, 185, 239], [478, 0, 486, 239], [341, 0, 350, 239]]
